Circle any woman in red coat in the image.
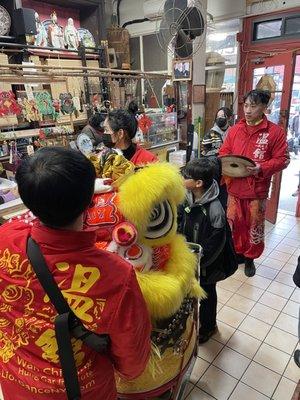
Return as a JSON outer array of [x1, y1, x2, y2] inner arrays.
[[102, 105, 158, 166]]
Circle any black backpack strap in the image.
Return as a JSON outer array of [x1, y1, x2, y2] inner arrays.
[[27, 237, 81, 400]]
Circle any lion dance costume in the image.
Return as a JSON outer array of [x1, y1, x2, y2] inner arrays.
[[86, 151, 204, 398]]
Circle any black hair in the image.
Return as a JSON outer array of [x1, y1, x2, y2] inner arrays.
[[243, 89, 271, 106], [89, 113, 106, 130], [184, 158, 214, 189], [215, 107, 233, 120], [127, 101, 139, 116], [107, 109, 137, 140], [15, 147, 96, 228]]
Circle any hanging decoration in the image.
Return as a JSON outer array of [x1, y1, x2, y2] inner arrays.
[[0, 91, 22, 117], [138, 114, 153, 134], [59, 93, 78, 116], [21, 99, 42, 122], [34, 91, 58, 120]]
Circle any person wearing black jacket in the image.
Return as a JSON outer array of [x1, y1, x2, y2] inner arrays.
[[293, 257, 300, 368], [178, 158, 228, 343]]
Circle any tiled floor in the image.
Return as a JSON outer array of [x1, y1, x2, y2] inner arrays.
[[185, 211, 300, 400]]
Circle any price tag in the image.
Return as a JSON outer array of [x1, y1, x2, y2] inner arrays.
[[26, 145, 35, 156]]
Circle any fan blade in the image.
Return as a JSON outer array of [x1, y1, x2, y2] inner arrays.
[[164, 0, 188, 27], [175, 29, 193, 58], [158, 18, 174, 47], [182, 7, 205, 38]]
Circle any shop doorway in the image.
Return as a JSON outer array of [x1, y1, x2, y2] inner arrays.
[[238, 8, 300, 223]]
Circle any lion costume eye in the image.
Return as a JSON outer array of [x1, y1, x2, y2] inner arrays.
[[145, 200, 174, 239]]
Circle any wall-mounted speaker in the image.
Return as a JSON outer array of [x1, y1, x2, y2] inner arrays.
[[13, 8, 36, 37]]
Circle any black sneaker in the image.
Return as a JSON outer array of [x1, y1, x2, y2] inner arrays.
[[245, 258, 256, 277], [198, 326, 218, 344], [294, 349, 300, 368]]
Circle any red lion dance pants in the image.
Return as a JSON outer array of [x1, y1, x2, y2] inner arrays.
[[227, 195, 266, 260]]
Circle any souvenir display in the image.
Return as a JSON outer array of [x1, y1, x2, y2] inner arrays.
[[220, 154, 256, 178], [34, 12, 47, 47], [34, 91, 57, 120], [138, 114, 153, 134], [0, 91, 22, 117], [47, 12, 64, 49], [78, 28, 96, 48], [86, 153, 203, 396], [64, 18, 80, 50], [0, 5, 11, 37], [0, 178, 16, 192]]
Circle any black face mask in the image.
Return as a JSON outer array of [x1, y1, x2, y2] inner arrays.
[[102, 133, 115, 148], [216, 117, 228, 129]]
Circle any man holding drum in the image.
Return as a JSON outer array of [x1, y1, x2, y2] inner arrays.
[[219, 89, 288, 277]]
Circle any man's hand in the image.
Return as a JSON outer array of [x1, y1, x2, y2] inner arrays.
[[247, 163, 261, 176]]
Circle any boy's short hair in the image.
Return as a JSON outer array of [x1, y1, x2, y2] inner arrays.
[[16, 147, 96, 228], [243, 89, 271, 106], [183, 158, 214, 189], [89, 113, 106, 130]]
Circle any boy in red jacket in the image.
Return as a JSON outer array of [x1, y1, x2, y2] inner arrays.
[[219, 90, 288, 277], [0, 147, 151, 400]]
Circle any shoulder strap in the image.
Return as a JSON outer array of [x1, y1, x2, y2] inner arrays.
[[27, 237, 81, 400]]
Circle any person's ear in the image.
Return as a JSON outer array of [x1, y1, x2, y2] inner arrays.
[[118, 128, 125, 139], [195, 179, 204, 188]]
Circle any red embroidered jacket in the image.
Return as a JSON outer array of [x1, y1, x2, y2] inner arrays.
[[0, 216, 151, 400], [219, 116, 288, 199]]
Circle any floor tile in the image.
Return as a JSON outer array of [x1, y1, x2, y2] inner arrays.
[[267, 281, 295, 299], [218, 278, 243, 293], [268, 250, 292, 263], [231, 269, 248, 283], [282, 263, 298, 275], [282, 299, 300, 318], [239, 316, 271, 341], [274, 313, 298, 336], [272, 377, 297, 400], [241, 361, 281, 397], [186, 386, 216, 400], [237, 283, 264, 301], [213, 347, 251, 379], [217, 306, 246, 328], [246, 275, 272, 290], [284, 357, 300, 383], [226, 293, 256, 314], [229, 382, 269, 400], [272, 227, 292, 236], [217, 287, 234, 304], [259, 292, 287, 311], [288, 254, 299, 265], [256, 265, 279, 280], [217, 302, 223, 313], [254, 343, 290, 375], [281, 237, 300, 247], [190, 357, 210, 384], [227, 330, 262, 359], [249, 303, 280, 325], [261, 258, 286, 270], [275, 271, 296, 287], [198, 338, 224, 363], [184, 382, 194, 399], [264, 326, 299, 354], [291, 288, 300, 303], [197, 365, 238, 400], [213, 321, 236, 345], [275, 243, 297, 254]]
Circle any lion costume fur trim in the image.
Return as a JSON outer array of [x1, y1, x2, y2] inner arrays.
[[136, 234, 204, 320], [117, 162, 185, 247]]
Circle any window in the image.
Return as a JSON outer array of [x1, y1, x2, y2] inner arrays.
[[254, 19, 282, 40], [285, 16, 300, 35], [253, 14, 300, 42]]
